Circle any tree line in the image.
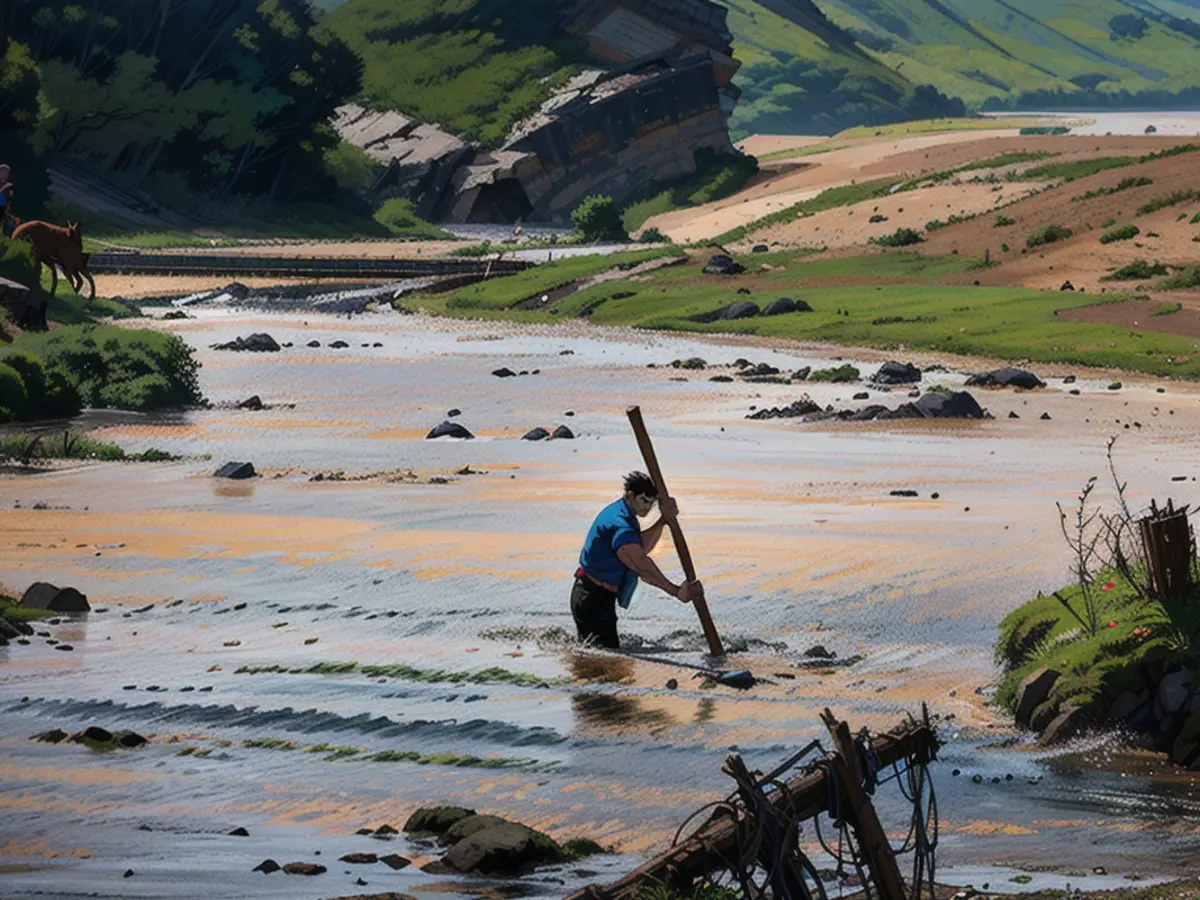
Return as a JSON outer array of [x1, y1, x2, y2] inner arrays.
[[0, 0, 363, 214]]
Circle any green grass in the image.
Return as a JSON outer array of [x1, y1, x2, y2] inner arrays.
[[757, 144, 844, 162], [713, 179, 899, 244], [0, 604, 55, 621], [1151, 302, 1182, 317], [1136, 190, 1199, 217], [373, 198, 454, 239], [1073, 176, 1154, 203], [418, 249, 1200, 378], [235, 661, 572, 688], [832, 118, 1050, 139], [622, 150, 758, 233], [411, 248, 682, 313], [1099, 224, 1140, 244], [958, 151, 1055, 171], [808, 363, 860, 382], [1022, 157, 1137, 182], [0, 432, 177, 463]]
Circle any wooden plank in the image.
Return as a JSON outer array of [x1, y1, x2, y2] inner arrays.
[[626, 405, 724, 656], [566, 717, 938, 900]]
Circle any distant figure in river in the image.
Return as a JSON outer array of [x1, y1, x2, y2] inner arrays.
[[0, 164, 16, 237], [571, 471, 703, 648]]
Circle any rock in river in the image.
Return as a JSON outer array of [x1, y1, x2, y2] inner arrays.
[[426, 422, 474, 440]]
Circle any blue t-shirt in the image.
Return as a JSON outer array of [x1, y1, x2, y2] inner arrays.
[[579, 498, 642, 607]]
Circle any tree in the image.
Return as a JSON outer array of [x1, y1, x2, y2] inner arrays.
[[572, 195, 627, 242]]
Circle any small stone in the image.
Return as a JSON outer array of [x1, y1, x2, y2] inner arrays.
[[282, 862, 326, 876], [1040, 412, 1051, 420], [254, 859, 281, 874], [666, 679, 678, 690], [379, 853, 411, 870], [124, 869, 134, 878]]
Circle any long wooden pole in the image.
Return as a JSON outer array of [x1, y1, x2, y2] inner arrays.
[[626, 406, 724, 657]]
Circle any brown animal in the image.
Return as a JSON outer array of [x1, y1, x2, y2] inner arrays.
[[11, 219, 94, 301]]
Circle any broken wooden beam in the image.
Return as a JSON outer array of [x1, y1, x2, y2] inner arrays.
[[566, 711, 939, 900]]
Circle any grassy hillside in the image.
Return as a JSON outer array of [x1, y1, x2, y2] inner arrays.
[[815, 0, 1200, 108], [323, 0, 582, 147], [727, 0, 966, 136]]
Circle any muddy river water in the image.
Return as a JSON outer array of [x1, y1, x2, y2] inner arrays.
[[2, 309, 1199, 899]]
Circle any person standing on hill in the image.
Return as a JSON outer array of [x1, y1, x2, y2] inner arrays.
[[571, 471, 704, 648]]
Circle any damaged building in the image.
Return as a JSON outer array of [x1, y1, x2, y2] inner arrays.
[[332, 0, 745, 226]]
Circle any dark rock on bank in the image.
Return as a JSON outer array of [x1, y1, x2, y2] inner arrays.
[[253, 859, 281, 874], [403, 806, 476, 837], [439, 814, 510, 845], [702, 254, 745, 276], [522, 427, 550, 441], [763, 297, 811, 316], [442, 822, 563, 876], [551, 425, 575, 440], [283, 862, 326, 876], [870, 361, 922, 385], [724, 300, 759, 319], [211, 333, 280, 352], [964, 367, 1045, 390], [21, 582, 90, 612]]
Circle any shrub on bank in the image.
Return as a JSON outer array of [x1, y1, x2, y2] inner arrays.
[[1025, 224, 1072, 248], [869, 227, 922, 247], [1, 325, 203, 416], [0, 362, 29, 422], [572, 195, 627, 242], [1099, 224, 1139, 244]]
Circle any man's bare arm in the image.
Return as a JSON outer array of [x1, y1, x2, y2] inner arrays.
[[617, 542, 677, 594]]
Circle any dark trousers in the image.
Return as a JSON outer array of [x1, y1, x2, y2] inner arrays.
[[570, 575, 620, 649]]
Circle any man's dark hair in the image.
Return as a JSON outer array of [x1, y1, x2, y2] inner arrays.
[[624, 471, 658, 497]]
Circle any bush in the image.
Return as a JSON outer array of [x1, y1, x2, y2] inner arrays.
[[994, 215, 1015, 227], [1137, 190, 1198, 217], [1026, 224, 1072, 248], [0, 235, 38, 286], [3, 325, 203, 413], [869, 227, 923, 247], [372, 198, 450, 239], [1099, 224, 1140, 244], [1019, 126, 1069, 135], [639, 227, 669, 243], [1102, 259, 1169, 281], [868, 214, 888, 223], [572, 195, 627, 242], [809, 363, 860, 382], [0, 362, 28, 422], [1159, 266, 1200, 290], [0, 351, 44, 411]]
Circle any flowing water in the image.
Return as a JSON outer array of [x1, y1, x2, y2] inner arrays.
[[2, 309, 1199, 899]]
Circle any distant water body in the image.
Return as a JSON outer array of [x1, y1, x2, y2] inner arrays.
[[985, 109, 1200, 136]]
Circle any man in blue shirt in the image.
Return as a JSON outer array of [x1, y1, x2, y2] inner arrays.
[[572, 471, 704, 648]]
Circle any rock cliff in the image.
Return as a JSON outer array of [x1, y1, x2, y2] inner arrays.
[[331, 0, 743, 225]]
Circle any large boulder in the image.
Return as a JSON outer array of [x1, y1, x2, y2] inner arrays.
[[403, 805, 476, 837], [763, 297, 811, 316], [724, 300, 759, 320], [871, 361, 922, 385], [1038, 705, 1088, 746], [1154, 669, 1196, 721], [442, 822, 562, 876], [426, 421, 474, 440], [211, 333, 281, 352], [439, 814, 511, 845], [551, 425, 575, 440], [702, 254, 745, 276], [913, 391, 986, 419], [964, 367, 1045, 389], [214, 461, 256, 479], [1015, 668, 1060, 728], [21, 582, 90, 613]]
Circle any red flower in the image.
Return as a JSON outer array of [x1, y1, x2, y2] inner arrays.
[[1101, 581, 1116, 592], [1107, 620, 1119, 629]]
